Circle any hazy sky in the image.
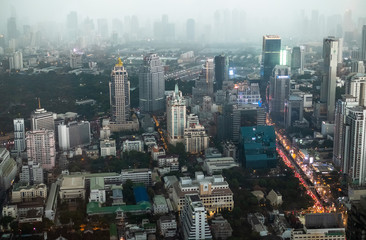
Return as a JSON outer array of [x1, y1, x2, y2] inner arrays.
[[1, 0, 365, 24]]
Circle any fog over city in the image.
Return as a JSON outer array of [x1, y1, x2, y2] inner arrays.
[[1, 0, 366, 45]]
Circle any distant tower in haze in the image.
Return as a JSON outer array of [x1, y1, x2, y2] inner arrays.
[[291, 46, 304, 73], [261, 35, 281, 82], [186, 19, 195, 42], [109, 58, 130, 124], [321, 37, 340, 122], [66, 11, 78, 41], [139, 53, 165, 113], [13, 118, 25, 153], [214, 55, 229, 91], [7, 17, 17, 39], [361, 25, 366, 61]]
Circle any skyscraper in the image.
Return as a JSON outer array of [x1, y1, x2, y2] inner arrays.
[[192, 58, 214, 103], [291, 46, 304, 73], [26, 129, 56, 170], [320, 37, 340, 122], [66, 11, 78, 41], [58, 121, 91, 150], [9, 51, 23, 70], [269, 65, 291, 121], [262, 35, 281, 82], [186, 18, 195, 42], [13, 118, 25, 153], [214, 55, 229, 91], [167, 84, 186, 144], [139, 53, 165, 113], [109, 58, 130, 124], [361, 25, 366, 61], [180, 194, 212, 240], [7, 17, 17, 39], [30, 102, 55, 131], [184, 114, 209, 154]]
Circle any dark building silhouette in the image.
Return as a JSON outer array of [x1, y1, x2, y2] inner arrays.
[[214, 55, 229, 91]]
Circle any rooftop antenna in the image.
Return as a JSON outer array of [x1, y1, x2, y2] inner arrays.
[[38, 98, 41, 109]]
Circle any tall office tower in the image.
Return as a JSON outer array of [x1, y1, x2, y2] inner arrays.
[[214, 55, 229, 91], [280, 46, 292, 66], [139, 53, 165, 113], [167, 84, 186, 144], [320, 37, 340, 122], [184, 114, 209, 154], [66, 11, 78, 41], [26, 129, 56, 170], [0, 148, 17, 190], [269, 65, 291, 121], [97, 19, 109, 39], [58, 121, 91, 150], [70, 49, 83, 69], [261, 35, 281, 82], [110, 58, 130, 124], [351, 61, 365, 73], [343, 107, 366, 186], [9, 51, 23, 70], [180, 194, 212, 240], [7, 17, 17, 39], [30, 103, 55, 131], [362, 25, 366, 61], [333, 95, 358, 169], [153, 15, 175, 41], [345, 73, 366, 106], [19, 162, 44, 185], [291, 46, 304, 72], [192, 58, 214, 103], [13, 118, 25, 153], [285, 95, 304, 128], [186, 18, 195, 42]]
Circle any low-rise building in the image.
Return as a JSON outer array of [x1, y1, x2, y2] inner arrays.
[[172, 172, 234, 214], [122, 139, 143, 152], [211, 215, 233, 240], [203, 157, 239, 175], [45, 182, 59, 221], [157, 155, 179, 172], [267, 189, 283, 207], [151, 145, 165, 160], [59, 176, 86, 202], [121, 168, 152, 186], [89, 177, 106, 203], [248, 213, 268, 237], [153, 195, 169, 215], [17, 197, 44, 223], [11, 183, 47, 203], [2, 205, 17, 219], [158, 215, 177, 238], [100, 139, 116, 157], [19, 162, 44, 185]]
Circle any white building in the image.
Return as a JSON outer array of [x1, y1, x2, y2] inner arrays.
[[157, 155, 179, 172], [0, 148, 17, 190], [9, 51, 23, 70], [158, 215, 177, 238], [100, 139, 116, 157], [89, 177, 106, 203], [30, 107, 55, 131], [121, 168, 152, 186], [203, 157, 239, 175], [13, 118, 25, 153], [70, 49, 83, 69], [153, 195, 169, 215], [58, 121, 91, 150], [100, 125, 111, 139], [184, 121, 209, 154], [172, 172, 234, 213], [167, 84, 186, 144], [26, 129, 56, 170], [59, 176, 86, 202], [11, 183, 47, 203], [20, 162, 44, 184], [180, 194, 212, 240], [267, 189, 283, 206], [122, 139, 143, 152], [151, 145, 166, 160]]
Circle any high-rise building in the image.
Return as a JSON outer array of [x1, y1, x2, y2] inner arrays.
[[7, 17, 17, 39], [186, 19, 195, 42], [180, 194, 212, 240], [351, 60, 365, 73], [261, 35, 281, 82], [214, 55, 229, 91], [362, 25, 366, 61], [97, 19, 109, 39], [19, 162, 44, 185], [167, 84, 186, 144], [269, 65, 291, 121], [184, 114, 209, 154], [347, 196, 366, 240], [9, 51, 23, 70], [333, 95, 358, 169], [0, 148, 17, 191], [139, 53, 165, 113], [30, 104, 55, 131], [192, 58, 214, 103], [58, 121, 91, 150], [70, 49, 83, 69], [26, 129, 56, 170], [320, 37, 340, 122], [343, 106, 366, 185], [109, 58, 130, 124], [345, 73, 366, 106], [66, 11, 78, 41], [13, 118, 25, 153], [291, 46, 304, 73], [285, 95, 304, 128]]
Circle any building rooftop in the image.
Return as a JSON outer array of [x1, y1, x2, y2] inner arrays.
[[45, 183, 58, 211], [13, 183, 46, 191], [60, 176, 85, 190], [90, 177, 105, 190], [305, 213, 343, 229], [86, 201, 151, 215], [133, 186, 149, 204], [153, 195, 166, 205]]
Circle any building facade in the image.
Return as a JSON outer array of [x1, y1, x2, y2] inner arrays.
[[139, 53, 165, 113], [58, 121, 91, 150], [20, 162, 44, 185], [121, 168, 152, 186], [0, 148, 17, 190], [269, 65, 291, 121], [214, 55, 229, 91], [262, 35, 281, 82], [13, 118, 25, 153], [30, 107, 55, 131], [192, 58, 214, 103], [167, 84, 186, 144], [26, 129, 56, 170]]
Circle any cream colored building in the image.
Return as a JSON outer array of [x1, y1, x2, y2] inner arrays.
[[59, 176, 85, 202], [172, 172, 233, 214], [11, 183, 47, 203]]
